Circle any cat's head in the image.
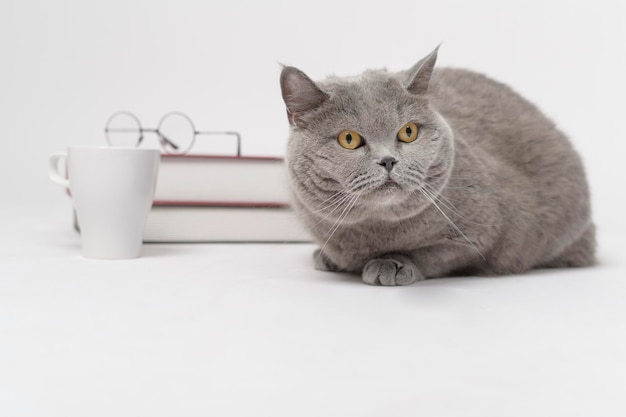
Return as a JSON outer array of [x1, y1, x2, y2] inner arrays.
[[280, 47, 454, 222]]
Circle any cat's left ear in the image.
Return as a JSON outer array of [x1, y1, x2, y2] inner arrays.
[[280, 66, 329, 127], [406, 46, 440, 95]]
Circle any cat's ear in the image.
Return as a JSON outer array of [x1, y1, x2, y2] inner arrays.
[[406, 46, 439, 95], [280, 66, 328, 127]]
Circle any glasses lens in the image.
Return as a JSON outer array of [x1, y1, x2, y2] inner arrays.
[[157, 112, 195, 154], [105, 112, 142, 147]]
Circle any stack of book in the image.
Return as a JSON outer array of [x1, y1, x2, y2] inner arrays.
[[145, 154, 311, 242], [71, 154, 311, 243]]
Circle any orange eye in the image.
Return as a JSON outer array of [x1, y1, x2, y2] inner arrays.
[[397, 122, 419, 143], [337, 130, 363, 150]]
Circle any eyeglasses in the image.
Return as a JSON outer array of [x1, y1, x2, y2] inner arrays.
[[104, 111, 242, 156]]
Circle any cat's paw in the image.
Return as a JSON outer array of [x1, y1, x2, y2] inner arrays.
[[362, 257, 423, 286], [313, 249, 340, 272]]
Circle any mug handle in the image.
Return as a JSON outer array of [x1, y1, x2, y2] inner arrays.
[[48, 151, 69, 187]]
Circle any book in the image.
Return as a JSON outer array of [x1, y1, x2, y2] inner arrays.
[[154, 154, 291, 206], [145, 205, 310, 242], [73, 205, 312, 243]]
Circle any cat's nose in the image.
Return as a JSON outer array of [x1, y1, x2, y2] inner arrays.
[[378, 156, 398, 173]]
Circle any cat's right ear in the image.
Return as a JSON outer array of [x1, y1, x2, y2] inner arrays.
[[406, 46, 439, 95], [280, 66, 328, 127]]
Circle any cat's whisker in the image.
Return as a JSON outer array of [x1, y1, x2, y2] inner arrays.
[[307, 181, 364, 226], [314, 190, 346, 207], [420, 182, 465, 215], [444, 177, 477, 181], [401, 166, 493, 227], [305, 159, 370, 215], [351, 168, 390, 192], [315, 191, 362, 266], [416, 185, 487, 261], [303, 162, 373, 220], [412, 160, 429, 171], [301, 199, 349, 219], [406, 165, 427, 178], [300, 192, 350, 218], [349, 175, 377, 193], [403, 171, 426, 182], [420, 183, 494, 227], [322, 191, 361, 238], [444, 184, 479, 189], [421, 178, 503, 227], [312, 192, 358, 226]]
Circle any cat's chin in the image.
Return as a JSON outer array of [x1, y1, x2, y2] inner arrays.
[[364, 180, 410, 206], [380, 179, 403, 191]]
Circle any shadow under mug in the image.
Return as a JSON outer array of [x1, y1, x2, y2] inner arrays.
[[49, 146, 160, 259]]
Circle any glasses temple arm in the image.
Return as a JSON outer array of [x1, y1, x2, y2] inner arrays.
[[196, 131, 242, 157], [157, 132, 179, 151]]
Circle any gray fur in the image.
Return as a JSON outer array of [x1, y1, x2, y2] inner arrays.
[[280, 47, 595, 286]]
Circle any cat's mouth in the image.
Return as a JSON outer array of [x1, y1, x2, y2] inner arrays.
[[378, 177, 402, 191]]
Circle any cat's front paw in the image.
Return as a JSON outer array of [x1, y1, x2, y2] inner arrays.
[[313, 249, 340, 272], [362, 257, 424, 286]]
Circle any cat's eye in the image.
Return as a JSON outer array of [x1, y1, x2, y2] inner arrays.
[[337, 130, 363, 150], [397, 122, 419, 143]]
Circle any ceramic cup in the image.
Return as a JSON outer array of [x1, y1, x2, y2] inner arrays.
[[48, 146, 160, 259]]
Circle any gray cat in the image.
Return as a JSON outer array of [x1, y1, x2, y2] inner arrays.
[[280, 47, 595, 286]]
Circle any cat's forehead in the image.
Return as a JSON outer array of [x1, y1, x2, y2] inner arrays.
[[322, 70, 405, 100], [316, 70, 418, 135]]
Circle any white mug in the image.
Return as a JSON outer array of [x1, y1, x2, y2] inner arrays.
[[49, 146, 160, 259]]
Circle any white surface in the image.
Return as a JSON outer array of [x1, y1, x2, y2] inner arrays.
[[1, 205, 626, 416]]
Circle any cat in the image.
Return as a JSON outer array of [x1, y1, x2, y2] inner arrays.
[[279, 47, 595, 286]]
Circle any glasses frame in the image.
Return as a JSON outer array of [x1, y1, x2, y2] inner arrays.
[[104, 110, 242, 156]]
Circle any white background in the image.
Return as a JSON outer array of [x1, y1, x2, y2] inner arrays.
[[1, 0, 625, 226], [1, 1, 626, 416]]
